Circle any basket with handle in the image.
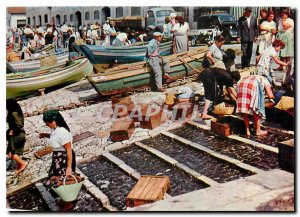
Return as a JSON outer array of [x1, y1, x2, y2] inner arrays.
[[52, 175, 83, 202], [213, 102, 234, 115]]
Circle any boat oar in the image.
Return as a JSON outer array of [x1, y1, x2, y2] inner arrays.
[[177, 57, 202, 73]]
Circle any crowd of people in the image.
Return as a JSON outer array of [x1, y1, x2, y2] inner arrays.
[[6, 12, 191, 61]]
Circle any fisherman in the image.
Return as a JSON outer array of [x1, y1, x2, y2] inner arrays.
[[147, 32, 174, 92], [112, 32, 129, 46]]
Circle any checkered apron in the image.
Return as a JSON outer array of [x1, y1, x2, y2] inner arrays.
[[236, 76, 258, 115]]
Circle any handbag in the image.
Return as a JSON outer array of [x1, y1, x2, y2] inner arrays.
[[52, 175, 83, 202]]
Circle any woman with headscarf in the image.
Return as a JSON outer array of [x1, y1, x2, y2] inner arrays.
[[39, 110, 76, 211], [6, 99, 28, 175], [276, 9, 294, 70], [39, 110, 75, 181], [170, 16, 190, 53]]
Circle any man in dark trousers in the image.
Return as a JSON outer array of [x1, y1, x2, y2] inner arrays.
[[237, 7, 258, 69]]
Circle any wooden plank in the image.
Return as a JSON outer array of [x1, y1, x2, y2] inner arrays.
[[144, 177, 160, 201], [126, 176, 147, 199], [127, 176, 151, 199], [139, 177, 157, 200], [145, 177, 168, 201], [155, 177, 170, 200]]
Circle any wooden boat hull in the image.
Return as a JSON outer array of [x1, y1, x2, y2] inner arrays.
[[6, 58, 93, 99], [87, 48, 207, 96], [79, 41, 172, 72], [7, 51, 69, 72]]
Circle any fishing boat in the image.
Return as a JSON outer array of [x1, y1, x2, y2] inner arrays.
[[79, 40, 172, 72], [7, 51, 69, 73], [7, 58, 93, 99], [86, 47, 207, 96]]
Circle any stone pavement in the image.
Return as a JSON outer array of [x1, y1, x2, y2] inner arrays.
[[6, 78, 205, 191], [128, 169, 294, 211]]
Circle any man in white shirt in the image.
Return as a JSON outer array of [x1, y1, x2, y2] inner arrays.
[[36, 33, 45, 50], [61, 23, 69, 48]]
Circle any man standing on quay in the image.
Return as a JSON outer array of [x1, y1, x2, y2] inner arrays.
[[237, 7, 258, 69]]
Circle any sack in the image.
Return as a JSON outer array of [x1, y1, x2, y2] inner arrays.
[[52, 175, 83, 202], [275, 96, 294, 111]]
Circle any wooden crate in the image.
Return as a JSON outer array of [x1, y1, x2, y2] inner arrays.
[[172, 102, 194, 120], [111, 95, 134, 118], [126, 175, 170, 208], [278, 139, 294, 173], [110, 119, 135, 142], [139, 106, 165, 129], [211, 118, 231, 137]]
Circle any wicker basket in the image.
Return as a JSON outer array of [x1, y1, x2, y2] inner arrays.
[[214, 103, 234, 115]]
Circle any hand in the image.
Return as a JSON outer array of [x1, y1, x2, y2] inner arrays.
[[9, 130, 13, 136], [66, 167, 72, 177], [237, 37, 241, 43], [254, 37, 258, 43]]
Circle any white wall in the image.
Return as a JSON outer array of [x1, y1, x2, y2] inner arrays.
[[9, 14, 26, 28]]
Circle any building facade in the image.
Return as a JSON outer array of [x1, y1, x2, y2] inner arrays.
[[25, 6, 170, 27], [7, 7, 27, 29], [25, 6, 293, 30]]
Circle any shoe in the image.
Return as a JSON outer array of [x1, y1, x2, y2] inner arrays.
[[157, 88, 166, 92]]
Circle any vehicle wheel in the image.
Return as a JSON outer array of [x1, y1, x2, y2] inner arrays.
[[191, 38, 196, 46]]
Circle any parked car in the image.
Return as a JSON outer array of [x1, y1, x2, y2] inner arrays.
[[188, 14, 238, 45]]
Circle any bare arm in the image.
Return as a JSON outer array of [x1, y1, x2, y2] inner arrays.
[[226, 86, 237, 101], [206, 51, 215, 64], [273, 56, 289, 66], [282, 20, 293, 30], [265, 85, 274, 99], [64, 142, 73, 176]]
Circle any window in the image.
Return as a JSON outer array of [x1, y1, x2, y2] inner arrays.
[[85, 12, 90, 20], [197, 17, 210, 29], [210, 16, 220, 26], [193, 8, 201, 22], [116, 7, 123, 18], [44, 14, 48, 23], [70, 14, 74, 22], [156, 10, 173, 18], [27, 17, 31, 25], [64, 15, 67, 23], [33, 16, 36, 26], [131, 7, 141, 16], [94, 10, 100, 19], [218, 15, 234, 23], [39, 15, 42, 25], [147, 11, 154, 18]]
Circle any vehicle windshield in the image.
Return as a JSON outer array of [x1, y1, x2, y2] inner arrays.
[[156, 10, 173, 18], [219, 15, 235, 22]]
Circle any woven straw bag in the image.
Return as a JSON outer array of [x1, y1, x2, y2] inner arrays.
[[52, 175, 83, 202], [214, 103, 234, 115]]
